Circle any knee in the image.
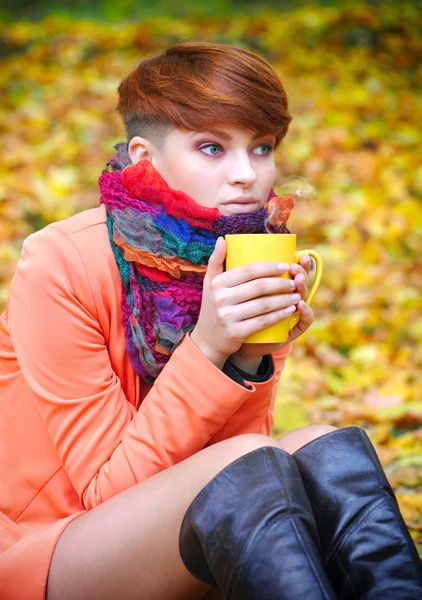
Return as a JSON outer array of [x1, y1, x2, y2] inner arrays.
[[231, 433, 280, 455], [212, 433, 279, 468], [276, 424, 337, 455]]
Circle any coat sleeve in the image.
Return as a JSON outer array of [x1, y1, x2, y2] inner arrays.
[[259, 344, 293, 436], [7, 226, 257, 510], [205, 342, 293, 446]]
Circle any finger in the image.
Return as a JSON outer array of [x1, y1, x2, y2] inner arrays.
[[289, 262, 308, 278], [294, 272, 308, 300], [299, 253, 311, 275], [233, 293, 301, 322], [205, 237, 226, 281], [228, 275, 296, 305], [220, 260, 290, 288], [288, 301, 313, 341], [239, 304, 298, 340]]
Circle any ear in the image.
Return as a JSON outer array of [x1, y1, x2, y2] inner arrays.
[[128, 136, 155, 165]]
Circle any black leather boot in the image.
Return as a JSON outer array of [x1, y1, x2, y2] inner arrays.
[[179, 445, 338, 599], [293, 426, 422, 599]]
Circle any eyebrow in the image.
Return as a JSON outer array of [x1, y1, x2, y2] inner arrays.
[[189, 129, 272, 142]]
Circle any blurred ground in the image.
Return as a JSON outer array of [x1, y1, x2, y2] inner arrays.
[[0, 1, 421, 551]]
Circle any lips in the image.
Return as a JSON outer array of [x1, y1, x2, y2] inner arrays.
[[223, 202, 259, 214], [223, 197, 260, 214], [226, 196, 257, 204]]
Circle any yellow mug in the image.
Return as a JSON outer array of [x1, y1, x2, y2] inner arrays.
[[224, 233, 323, 343]]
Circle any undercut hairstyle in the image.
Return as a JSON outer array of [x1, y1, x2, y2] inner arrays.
[[117, 41, 293, 149]]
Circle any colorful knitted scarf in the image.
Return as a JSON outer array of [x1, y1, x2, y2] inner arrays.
[[99, 142, 294, 382]]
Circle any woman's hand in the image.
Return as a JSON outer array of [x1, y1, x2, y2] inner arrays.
[[190, 237, 300, 369], [229, 253, 314, 373]]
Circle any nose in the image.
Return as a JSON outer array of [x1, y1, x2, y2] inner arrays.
[[227, 153, 257, 187]]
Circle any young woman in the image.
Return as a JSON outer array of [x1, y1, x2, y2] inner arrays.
[[0, 42, 420, 600]]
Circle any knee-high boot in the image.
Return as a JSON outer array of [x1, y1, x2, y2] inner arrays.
[[178, 445, 338, 599], [292, 426, 422, 599]]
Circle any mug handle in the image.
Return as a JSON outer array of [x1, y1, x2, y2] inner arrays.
[[290, 249, 323, 326]]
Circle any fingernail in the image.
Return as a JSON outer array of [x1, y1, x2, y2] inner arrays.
[[291, 293, 301, 302], [277, 263, 289, 272], [285, 305, 296, 315], [289, 279, 296, 289]]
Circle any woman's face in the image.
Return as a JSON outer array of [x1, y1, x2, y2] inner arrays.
[[128, 123, 277, 216]]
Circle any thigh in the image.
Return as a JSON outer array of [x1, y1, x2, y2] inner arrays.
[[46, 433, 278, 600], [276, 424, 337, 454]]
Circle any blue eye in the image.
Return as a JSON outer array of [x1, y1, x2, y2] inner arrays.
[[200, 144, 222, 156], [253, 144, 273, 156]]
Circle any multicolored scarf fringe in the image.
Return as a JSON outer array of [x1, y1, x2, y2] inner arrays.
[[99, 142, 294, 382]]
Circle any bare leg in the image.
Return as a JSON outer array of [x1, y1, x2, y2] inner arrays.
[[47, 425, 338, 600], [277, 424, 337, 454], [46, 434, 279, 600]]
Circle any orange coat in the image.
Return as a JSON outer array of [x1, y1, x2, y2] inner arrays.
[[0, 203, 292, 599]]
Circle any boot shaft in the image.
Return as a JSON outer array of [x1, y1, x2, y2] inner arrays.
[[293, 426, 422, 599], [179, 445, 337, 599]]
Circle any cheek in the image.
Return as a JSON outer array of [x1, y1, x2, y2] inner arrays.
[[183, 166, 222, 208], [154, 154, 191, 189], [160, 156, 214, 202], [258, 163, 276, 191]]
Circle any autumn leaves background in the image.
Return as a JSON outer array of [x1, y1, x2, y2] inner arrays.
[[0, 1, 420, 552]]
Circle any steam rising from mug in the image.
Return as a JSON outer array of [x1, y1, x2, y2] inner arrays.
[[265, 176, 316, 234]]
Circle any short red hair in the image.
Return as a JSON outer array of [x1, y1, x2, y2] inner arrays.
[[117, 41, 292, 148]]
